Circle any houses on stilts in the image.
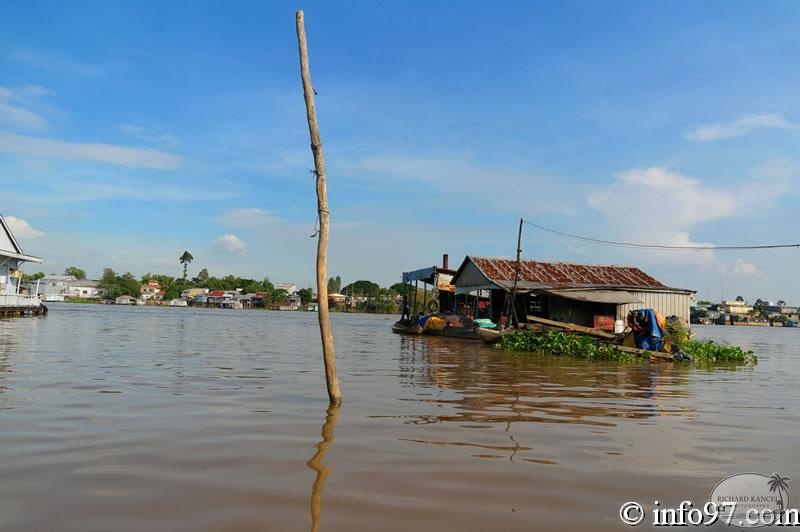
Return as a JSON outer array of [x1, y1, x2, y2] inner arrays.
[[0, 214, 45, 317]]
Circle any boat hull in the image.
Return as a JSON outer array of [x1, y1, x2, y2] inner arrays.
[[476, 328, 502, 344], [392, 321, 481, 341]]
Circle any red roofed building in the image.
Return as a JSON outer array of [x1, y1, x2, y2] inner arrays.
[[451, 255, 695, 327], [140, 279, 162, 302]]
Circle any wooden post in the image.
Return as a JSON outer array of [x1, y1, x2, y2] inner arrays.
[[509, 217, 524, 326], [296, 10, 341, 404]]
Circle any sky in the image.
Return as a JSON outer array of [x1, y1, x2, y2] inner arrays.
[[1, 1, 799, 303]]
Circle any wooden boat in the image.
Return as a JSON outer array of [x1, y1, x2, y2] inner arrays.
[[391, 317, 482, 341], [476, 327, 502, 344]]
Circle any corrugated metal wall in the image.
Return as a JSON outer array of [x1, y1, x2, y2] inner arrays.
[[616, 291, 692, 324]]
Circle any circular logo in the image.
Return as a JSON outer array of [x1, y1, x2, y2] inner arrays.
[[710, 472, 791, 528]]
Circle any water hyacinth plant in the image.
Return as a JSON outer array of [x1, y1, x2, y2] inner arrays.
[[679, 339, 757, 364], [496, 331, 638, 362], [664, 319, 757, 364], [496, 330, 757, 365]]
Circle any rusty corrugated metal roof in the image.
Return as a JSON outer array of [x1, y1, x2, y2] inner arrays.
[[470, 256, 668, 290]]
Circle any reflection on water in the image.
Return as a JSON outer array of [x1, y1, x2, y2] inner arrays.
[[397, 333, 694, 427], [307, 404, 339, 532], [0, 307, 796, 531]]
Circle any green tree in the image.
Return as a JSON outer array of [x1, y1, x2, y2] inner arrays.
[[98, 268, 121, 299], [22, 271, 45, 282], [298, 287, 313, 305], [243, 281, 262, 295], [64, 266, 86, 279], [342, 280, 380, 297], [163, 284, 181, 300], [271, 288, 288, 303], [119, 272, 141, 298], [196, 268, 209, 283], [390, 282, 414, 298], [179, 251, 193, 281]]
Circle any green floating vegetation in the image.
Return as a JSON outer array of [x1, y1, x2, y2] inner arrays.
[[665, 320, 757, 364], [496, 330, 757, 365], [680, 339, 757, 364], [496, 331, 638, 362]]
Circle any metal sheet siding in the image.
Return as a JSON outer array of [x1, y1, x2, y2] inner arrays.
[[616, 290, 691, 324]]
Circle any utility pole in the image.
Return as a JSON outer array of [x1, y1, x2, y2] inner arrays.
[[296, 10, 341, 404], [509, 217, 524, 327]]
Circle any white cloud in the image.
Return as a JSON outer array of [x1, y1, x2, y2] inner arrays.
[[215, 208, 280, 227], [213, 234, 246, 255], [338, 153, 581, 216], [686, 113, 794, 141], [733, 258, 764, 276], [587, 166, 789, 269], [0, 102, 46, 130], [11, 48, 103, 77], [5, 216, 46, 239], [0, 86, 48, 130], [0, 132, 181, 169], [117, 124, 178, 147]]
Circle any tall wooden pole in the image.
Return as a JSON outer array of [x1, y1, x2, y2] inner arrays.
[[296, 10, 341, 404]]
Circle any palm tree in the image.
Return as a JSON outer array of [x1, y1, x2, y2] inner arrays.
[[179, 251, 194, 281], [768, 473, 791, 511]]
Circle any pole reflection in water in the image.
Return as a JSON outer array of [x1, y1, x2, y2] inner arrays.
[[307, 404, 340, 532]]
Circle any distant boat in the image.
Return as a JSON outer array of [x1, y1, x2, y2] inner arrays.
[[169, 298, 188, 307]]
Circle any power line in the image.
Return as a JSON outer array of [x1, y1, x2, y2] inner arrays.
[[523, 219, 800, 251]]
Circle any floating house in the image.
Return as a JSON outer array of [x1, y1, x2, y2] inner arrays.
[[115, 295, 138, 305], [274, 294, 302, 311], [450, 256, 695, 328], [0, 214, 45, 316], [207, 290, 243, 309]]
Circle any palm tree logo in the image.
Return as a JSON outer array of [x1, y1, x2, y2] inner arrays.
[[768, 472, 791, 511]]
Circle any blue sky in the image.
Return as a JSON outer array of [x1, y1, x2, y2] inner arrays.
[[1, 1, 799, 302]]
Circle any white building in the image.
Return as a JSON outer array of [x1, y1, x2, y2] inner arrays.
[[140, 279, 162, 301], [275, 283, 298, 295], [0, 214, 43, 310], [27, 275, 105, 301]]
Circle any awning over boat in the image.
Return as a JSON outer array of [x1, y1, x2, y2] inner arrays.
[[402, 267, 436, 284], [542, 288, 642, 304]]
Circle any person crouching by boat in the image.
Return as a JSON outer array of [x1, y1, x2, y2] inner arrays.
[[626, 309, 665, 352]]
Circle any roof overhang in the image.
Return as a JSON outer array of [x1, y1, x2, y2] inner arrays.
[[542, 288, 642, 304], [0, 250, 43, 264], [402, 266, 455, 285], [402, 266, 436, 283]]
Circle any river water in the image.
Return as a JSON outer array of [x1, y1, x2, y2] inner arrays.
[[0, 305, 795, 531]]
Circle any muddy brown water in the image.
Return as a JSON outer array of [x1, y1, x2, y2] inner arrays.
[[0, 305, 795, 531]]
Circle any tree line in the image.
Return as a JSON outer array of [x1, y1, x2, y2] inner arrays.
[[22, 250, 420, 313]]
